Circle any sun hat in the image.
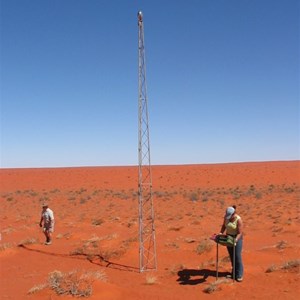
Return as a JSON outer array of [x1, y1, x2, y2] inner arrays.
[[225, 206, 235, 219], [42, 203, 48, 208]]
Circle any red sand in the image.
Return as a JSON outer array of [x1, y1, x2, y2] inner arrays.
[[0, 161, 299, 299]]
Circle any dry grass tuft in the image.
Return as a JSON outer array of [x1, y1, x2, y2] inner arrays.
[[203, 281, 221, 294], [203, 279, 227, 294], [18, 237, 39, 246], [266, 259, 300, 273], [168, 225, 183, 232], [91, 218, 104, 226], [196, 239, 213, 255], [266, 264, 277, 273], [48, 269, 107, 297], [282, 259, 300, 271], [0, 242, 13, 251], [28, 284, 47, 294], [169, 264, 185, 275], [276, 240, 288, 250], [145, 274, 158, 285]]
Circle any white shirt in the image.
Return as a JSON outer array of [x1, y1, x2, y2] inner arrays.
[[42, 208, 54, 226]]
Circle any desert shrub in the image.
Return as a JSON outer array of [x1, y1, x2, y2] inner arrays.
[[168, 226, 183, 232], [184, 238, 196, 243], [165, 242, 179, 249], [18, 238, 39, 246], [203, 281, 221, 294], [276, 240, 287, 250], [255, 192, 262, 199], [282, 259, 300, 271], [70, 247, 85, 256], [101, 247, 127, 260], [48, 270, 105, 297], [0, 243, 13, 251], [284, 187, 295, 193], [221, 256, 231, 263], [1, 226, 15, 234], [189, 192, 199, 202], [196, 240, 213, 255], [266, 264, 277, 273], [29, 191, 38, 197], [80, 198, 87, 204], [56, 234, 64, 239], [145, 274, 157, 285], [266, 260, 300, 273], [91, 218, 104, 226], [77, 188, 87, 194], [169, 264, 185, 275], [39, 197, 49, 205], [28, 284, 47, 294]]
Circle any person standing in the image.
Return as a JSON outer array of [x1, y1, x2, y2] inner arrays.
[[39, 203, 54, 245], [219, 205, 244, 282]]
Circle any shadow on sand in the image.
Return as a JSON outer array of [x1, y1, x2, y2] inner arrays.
[[177, 269, 230, 285], [18, 244, 139, 273]]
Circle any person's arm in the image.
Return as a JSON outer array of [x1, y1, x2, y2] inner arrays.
[[49, 211, 54, 226], [39, 215, 43, 227], [219, 219, 226, 235], [236, 218, 243, 242]]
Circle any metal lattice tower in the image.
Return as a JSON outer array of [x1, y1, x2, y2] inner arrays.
[[137, 11, 157, 273]]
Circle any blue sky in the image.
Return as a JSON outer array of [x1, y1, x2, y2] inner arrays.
[[1, 0, 299, 168]]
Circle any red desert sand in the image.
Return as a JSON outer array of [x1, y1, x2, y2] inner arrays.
[[0, 161, 299, 299]]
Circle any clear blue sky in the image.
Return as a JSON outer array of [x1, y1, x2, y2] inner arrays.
[[1, 0, 299, 168]]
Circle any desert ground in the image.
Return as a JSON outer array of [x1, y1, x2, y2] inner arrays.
[[0, 161, 299, 299]]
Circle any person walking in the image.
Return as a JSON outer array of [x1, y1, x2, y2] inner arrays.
[[39, 203, 54, 245], [219, 205, 244, 282]]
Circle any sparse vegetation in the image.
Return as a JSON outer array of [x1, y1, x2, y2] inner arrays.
[[145, 274, 157, 285], [28, 284, 47, 295], [266, 259, 300, 273], [276, 240, 287, 250], [165, 242, 179, 249], [189, 192, 199, 202], [203, 283, 220, 294], [18, 238, 39, 246], [48, 269, 107, 297], [168, 226, 183, 231], [266, 264, 277, 273], [0, 242, 13, 251], [282, 259, 300, 271], [1, 164, 300, 300], [169, 264, 185, 275], [91, 218, 104, 226], [196, 239, 213, 255]]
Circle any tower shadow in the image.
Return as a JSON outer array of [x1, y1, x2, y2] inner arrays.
[[18, 244, 139, 273]]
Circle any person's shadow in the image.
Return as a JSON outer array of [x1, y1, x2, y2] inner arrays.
[[177, 269, 230, 285]]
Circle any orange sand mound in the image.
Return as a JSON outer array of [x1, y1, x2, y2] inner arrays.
[[0, 161, 299, 299]]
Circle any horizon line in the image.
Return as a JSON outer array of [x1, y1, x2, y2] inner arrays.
[[1, 159, 299, 170]]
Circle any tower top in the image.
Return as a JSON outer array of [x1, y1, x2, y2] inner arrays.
[[137, 11, 143, 22]]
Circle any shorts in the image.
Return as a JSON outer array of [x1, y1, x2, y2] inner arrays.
[[43, 224, 54, 233]]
